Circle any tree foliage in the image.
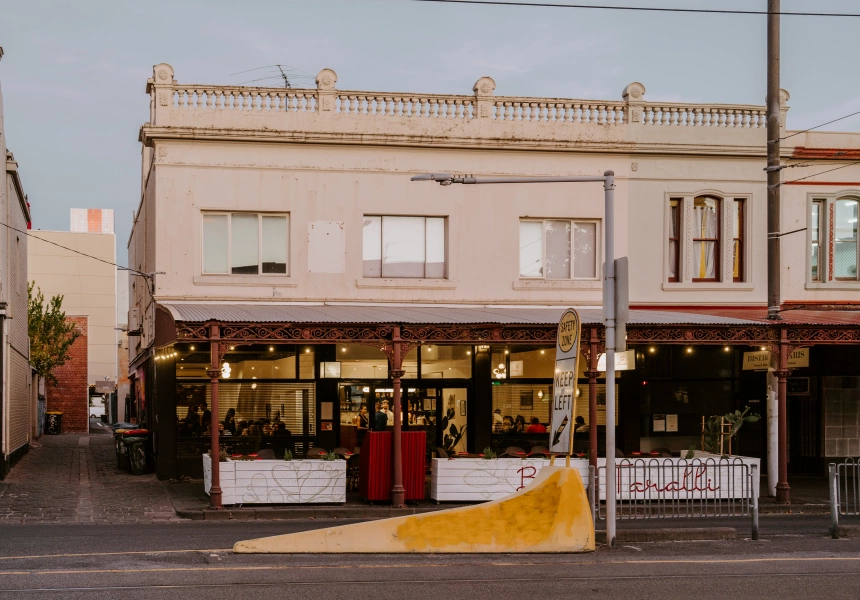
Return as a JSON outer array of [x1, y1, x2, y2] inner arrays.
[[28, 282, 80, 384]]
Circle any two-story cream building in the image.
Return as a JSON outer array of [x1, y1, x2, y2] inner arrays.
[[129, 64, 859, 496]]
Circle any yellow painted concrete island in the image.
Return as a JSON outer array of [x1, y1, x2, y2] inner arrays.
[[233, 466, 595, 554]]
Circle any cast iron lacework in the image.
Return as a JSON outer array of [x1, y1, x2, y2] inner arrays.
[[399, 325, 556, 343], [625, 327, 775, 344]]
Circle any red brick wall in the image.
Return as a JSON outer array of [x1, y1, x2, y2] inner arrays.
[[46, 316, 89, 434]]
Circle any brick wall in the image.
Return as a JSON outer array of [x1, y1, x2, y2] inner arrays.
[[46, 316, 89, 434]]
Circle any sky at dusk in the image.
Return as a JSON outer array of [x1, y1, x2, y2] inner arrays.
[[2, 0, 860, 258]]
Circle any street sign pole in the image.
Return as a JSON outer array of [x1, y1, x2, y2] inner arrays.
[[603, 173, 617, 548]]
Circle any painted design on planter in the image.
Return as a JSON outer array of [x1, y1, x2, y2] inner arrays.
[[242, 462, 345, 504], [462, 460, 546, 499]]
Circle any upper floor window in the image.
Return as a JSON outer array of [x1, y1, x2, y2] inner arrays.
[[812, 196, 859, 283], [202, 212, 289, 275], [519, 219, 598, 280], [692, 196, 721, 281], [362, 215, 446, 278], [667, 194, 747, 284]]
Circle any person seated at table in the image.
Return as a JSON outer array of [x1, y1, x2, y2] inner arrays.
[[493, 408, 504, 433], [236, 420, 248, 437], [246, 423, 262, 452], [223, 408, 237, 435], [262, 419, 273, 436], [501, 415, 515, 433], [183, 405, 201, 435], [525, 417, 547, 433], [514, 415, 526, 434], [270, 422, 294, 455], [575, 415, 589, 433]]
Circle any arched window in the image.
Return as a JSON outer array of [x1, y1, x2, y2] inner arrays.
[[693, 196, 721, 281], [834, 198, 859, 280]]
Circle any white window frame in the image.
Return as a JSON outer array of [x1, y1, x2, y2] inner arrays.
[[201, 211, 290, 276], [362, 215, 448, 279], [518, 218, 601, 281], [806, 192, 860, 288], [662, 192, 752, 290]]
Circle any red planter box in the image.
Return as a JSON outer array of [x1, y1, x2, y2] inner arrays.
[[359, 431, 426, 502]]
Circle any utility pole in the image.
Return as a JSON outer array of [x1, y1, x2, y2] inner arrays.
[[766, 0, 781, 321]]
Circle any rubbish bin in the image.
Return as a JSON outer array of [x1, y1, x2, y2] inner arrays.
[[114, 430, 130, 470], [126, 437, 149, 475], [115, 429, 149, 472], [45, 411, 63, 435]]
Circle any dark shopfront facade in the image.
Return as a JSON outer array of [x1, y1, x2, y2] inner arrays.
[[133, 304, 860, 489]]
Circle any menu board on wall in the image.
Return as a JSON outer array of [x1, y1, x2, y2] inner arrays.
[[653, 414, 666, 432], [666, 414, 679, 432]]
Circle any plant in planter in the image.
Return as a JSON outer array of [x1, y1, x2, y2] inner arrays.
[[482, 446, 497, 460], [703, 407, 760, 455], [283, 449, 293, 461], [320, 451, 339, 461]]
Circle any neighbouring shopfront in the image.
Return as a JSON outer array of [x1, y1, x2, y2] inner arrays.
[[128, 303, 860, 488]]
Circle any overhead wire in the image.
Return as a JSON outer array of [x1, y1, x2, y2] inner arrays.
[[411, 0, 860, 17], [0, 219, 150, 280]]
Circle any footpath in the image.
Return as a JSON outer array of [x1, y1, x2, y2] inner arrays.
[[1, 431, 854, 544], [0, 431, 180, 524]]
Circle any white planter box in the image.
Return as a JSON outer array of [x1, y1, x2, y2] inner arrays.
[[431, 457, 594, 502], [203, 454, 346, 505], [430, 453, 760, 503], [614, 452, 760, 501]]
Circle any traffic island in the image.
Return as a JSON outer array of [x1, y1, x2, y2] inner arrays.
[[234, 466, 594, 553]]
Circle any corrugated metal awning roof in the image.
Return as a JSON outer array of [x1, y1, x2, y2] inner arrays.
[[159, 302, 763, 327]]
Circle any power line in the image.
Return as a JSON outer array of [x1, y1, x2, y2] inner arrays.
[[781, 160, 860, 186], [0, 220, 150, 280], [779, 110, 860, 142], [412, 0, 860, 17]]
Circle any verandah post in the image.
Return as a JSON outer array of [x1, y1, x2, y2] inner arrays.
[[207, 323, 223, 510]]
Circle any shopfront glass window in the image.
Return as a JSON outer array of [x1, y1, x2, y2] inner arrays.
[[299, 347, 315, 379], [510, 347, 555, 378], [420, 345, 471, 378], [337, 344, 389, 379], [402, 348, 418, 378], [175, 381, 316, 458]]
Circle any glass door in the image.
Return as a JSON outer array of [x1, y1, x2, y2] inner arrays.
[[438, 388, 468, 454]]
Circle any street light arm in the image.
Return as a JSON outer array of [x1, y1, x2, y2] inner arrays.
[[411, 173, 610, 185]]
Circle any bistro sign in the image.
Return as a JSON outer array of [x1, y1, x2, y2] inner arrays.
[[550, 308, 581, 455], [742, 348, 810, 371]]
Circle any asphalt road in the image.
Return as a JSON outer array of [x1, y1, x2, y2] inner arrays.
[[0, 517, 858, 599]]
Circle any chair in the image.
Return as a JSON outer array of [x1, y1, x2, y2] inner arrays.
[[502, 446, 527, 458], [256, 449, 275, 460], [615, 448, 626, 458], [527, 445, 548, 458], [332, 447, 353, 459], [651, 447, 672, 458], [306, 446, 328, 459]]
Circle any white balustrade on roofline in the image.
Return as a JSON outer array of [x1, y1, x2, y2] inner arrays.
[[148, 64, 787, 130]]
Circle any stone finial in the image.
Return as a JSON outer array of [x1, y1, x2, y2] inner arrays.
[[147, 63, 175, 95], [779, 88, 790, 106], [473, 76, 496, 97], [154, 63, 175, 83], [316, 68, 338, 90], [622, 82, 646, 101]]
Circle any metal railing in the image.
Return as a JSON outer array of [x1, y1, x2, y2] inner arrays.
[[597, 457, 759, 539], [829, 459, 860, 538]]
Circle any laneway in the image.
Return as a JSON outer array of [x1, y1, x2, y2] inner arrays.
[[0, 434, 180, 524]]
